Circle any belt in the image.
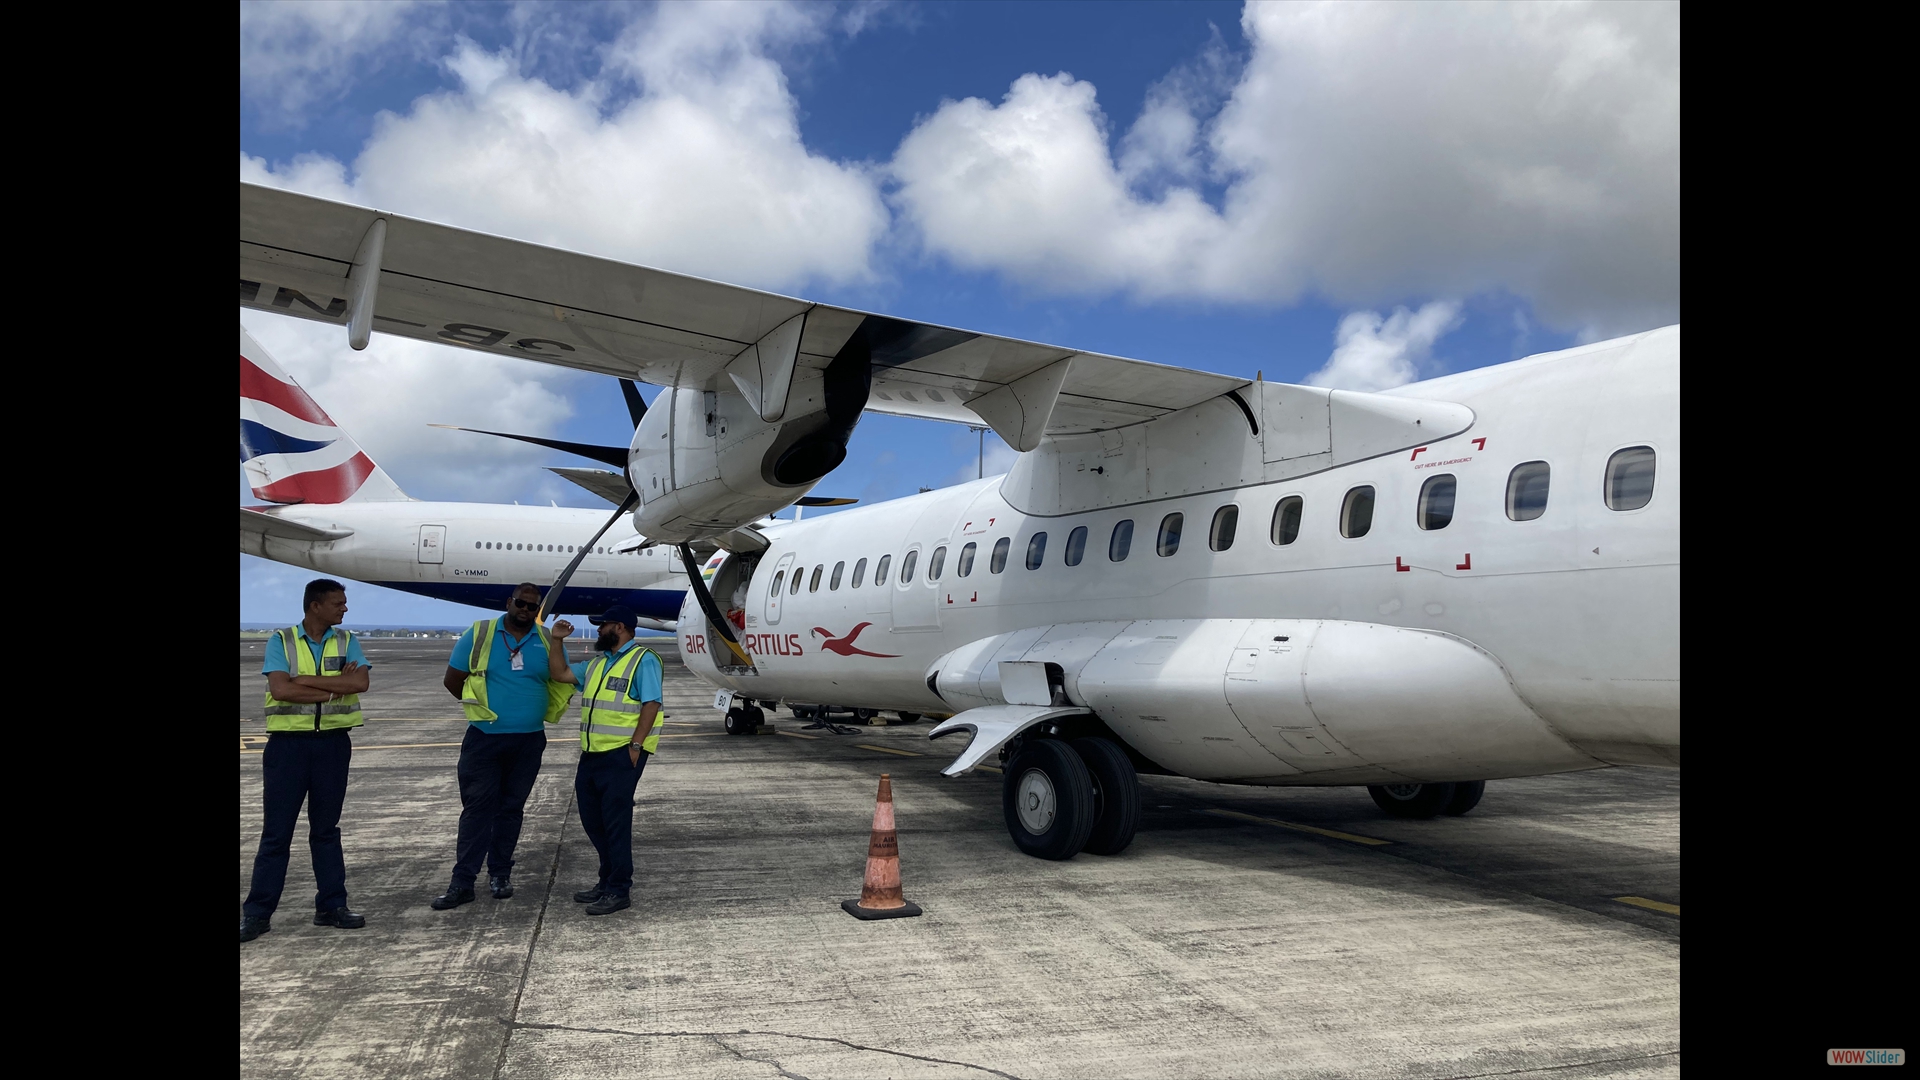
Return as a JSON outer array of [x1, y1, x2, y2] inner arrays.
[[268, 728, 353, 738]]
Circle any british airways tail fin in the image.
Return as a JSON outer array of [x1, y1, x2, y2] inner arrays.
[[240, 326, 409, 504]]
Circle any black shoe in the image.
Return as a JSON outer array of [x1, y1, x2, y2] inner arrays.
[[240, 916, 271, 943], [313, 907, 366, 929], [585, 893, 630, 916], [573, 886, 606, 904], [489, 876, 514, 900], [431, 887, 476, 910]]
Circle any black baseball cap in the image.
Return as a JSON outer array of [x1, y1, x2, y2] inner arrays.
[[588, 605, 639, 629]]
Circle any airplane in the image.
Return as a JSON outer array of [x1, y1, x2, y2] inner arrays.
[[239, 325, 690, 624], [240, 182, 1678, 862]]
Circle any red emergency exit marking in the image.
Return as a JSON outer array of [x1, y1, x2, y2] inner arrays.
[[1409, 447, 1428, 461], [1395, 557, 1411, 572], [1456, 553, 1472, 570], [970, 591, 978, 602], [1471, 437, 1486, 450], [945, 594, 953, 605]]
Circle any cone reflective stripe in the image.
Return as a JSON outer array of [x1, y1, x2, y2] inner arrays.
[[842, 774, 922, 920]]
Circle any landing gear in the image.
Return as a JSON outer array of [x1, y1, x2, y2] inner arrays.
[[1368, 782, 1459, 818], [898, 712, 922, 724], [1442, 780, 1485, 816], [724, 706, 765, 736], [1002, 740, 1095, 860], [1071, 737, 1141, 856]]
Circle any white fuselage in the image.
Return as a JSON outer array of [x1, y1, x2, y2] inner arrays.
[[242, 500, 689, 620], [679, 329, 1679, 785]]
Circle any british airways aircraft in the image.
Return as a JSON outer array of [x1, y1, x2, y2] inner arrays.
[[240, 183, 1677, 862], [239, 325, 689, 624]]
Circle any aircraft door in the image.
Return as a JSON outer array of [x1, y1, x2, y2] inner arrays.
[[763, 552, 796, 625], [418, 525, 446, 565], [891, 542, 943, 632]]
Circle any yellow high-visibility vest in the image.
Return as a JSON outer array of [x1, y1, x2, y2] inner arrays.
[[579, 645, 664, 753], [263, 626, 363, 732], [460, 619, 574, 724]]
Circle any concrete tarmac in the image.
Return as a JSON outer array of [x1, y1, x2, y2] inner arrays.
[[240, 637, 1679, 1079]]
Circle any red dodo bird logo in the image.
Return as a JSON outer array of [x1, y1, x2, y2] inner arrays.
[[810, 622, 900, 658]]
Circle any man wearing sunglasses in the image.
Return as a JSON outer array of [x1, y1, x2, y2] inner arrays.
[[433, 582, 574, 909]]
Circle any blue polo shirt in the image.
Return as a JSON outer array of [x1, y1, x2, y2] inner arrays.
[[449, 622, 556, 734], [570, 639, 664, 706], [262, 625, 371, 678]]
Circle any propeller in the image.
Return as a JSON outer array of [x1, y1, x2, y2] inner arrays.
[[538, 491, 642, 623], [427, 425, 628, 468], [676, 543, 754, 667]]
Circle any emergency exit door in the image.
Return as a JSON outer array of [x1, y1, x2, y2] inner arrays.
[[418, 525, 446, 564]]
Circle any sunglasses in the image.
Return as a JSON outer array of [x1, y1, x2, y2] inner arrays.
[[511, 599, 540, 611]]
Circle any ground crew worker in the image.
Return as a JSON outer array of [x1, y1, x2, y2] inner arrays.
[[431, 583, 575, 910], [545, 605, 664, 916], [242, 579, 372, 943]]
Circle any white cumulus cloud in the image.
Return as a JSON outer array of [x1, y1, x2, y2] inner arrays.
[[1305, 302, 1464, 391], [888, 1, 1679, 338], [239, 0, 431, 127]]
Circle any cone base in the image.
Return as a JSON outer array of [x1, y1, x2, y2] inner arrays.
[[841, 898, 923, 920]]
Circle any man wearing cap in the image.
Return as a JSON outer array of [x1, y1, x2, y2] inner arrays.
[[242, 578, 373, 943], [544, 605, 664, 916], [430, 583, 576, 910]]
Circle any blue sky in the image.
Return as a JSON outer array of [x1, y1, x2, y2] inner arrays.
[[240, 0, 1678, 627]]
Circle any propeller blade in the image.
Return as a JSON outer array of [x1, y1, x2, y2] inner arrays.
[[539, 491, 641, 623], [620, 379, 648, 427], [429, 424, 628, 469], [793, 496, 858, 507], [677, 543, 754, 668]]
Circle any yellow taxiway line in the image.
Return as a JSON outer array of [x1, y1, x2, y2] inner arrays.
[[1613, 896, 1679, 916]]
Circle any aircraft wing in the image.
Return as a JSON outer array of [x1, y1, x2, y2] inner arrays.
[[549, 467, 633, 507], [240, 183, 1248, 445], [240, 506, 353, 542]]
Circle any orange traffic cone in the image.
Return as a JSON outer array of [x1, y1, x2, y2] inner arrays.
[[842, 774, 923, 920]]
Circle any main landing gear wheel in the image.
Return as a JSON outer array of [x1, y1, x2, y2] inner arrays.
[[1442, 780, 1485, 816], [1070, 737, 1141, 856], [1368, 782, 1458, 819], [1002, 740, 1096, 860]]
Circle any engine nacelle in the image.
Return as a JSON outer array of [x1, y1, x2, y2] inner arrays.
[[628, 375, 857, 543]]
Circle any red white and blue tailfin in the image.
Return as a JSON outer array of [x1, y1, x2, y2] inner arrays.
[[240, 326, 409, 504]]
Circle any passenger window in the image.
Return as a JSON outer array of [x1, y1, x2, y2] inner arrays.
[[1605, 446, 1656, 510], [1157, 513, 1183, 557], [1026, 532, 1047, 570], [958, 542, 976, 577], [901, 549, 919, 583], [1417, 475, 1456, 531], [1340, 486, 1375, 538], [770, 570, 786, 596], [875, 554, 891, 586], [1109, 519, 1133, 561], [990, 537, 1010, 574], [1209, 505, 1238, 551], [1065, 526, 1087, 566], [830, 561, 845, 590], [1270, 497, 1302, 545], [474, 542, 481, 550], [852, 558, 867, 588], [809, 565, 823, 592], [790, 568, 803, 595], [1506, 461, 1550, 521], [929, 546, 947, 580]]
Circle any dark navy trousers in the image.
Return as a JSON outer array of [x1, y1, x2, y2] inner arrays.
[[451, 726, 547, 889], [574, 747, 649, 896], [244, 729, 352, 919]]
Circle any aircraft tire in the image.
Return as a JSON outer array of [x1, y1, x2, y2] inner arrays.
[[1003, 740, 1096, 860], [1368, 782, 1458, 819], [1441, 780, 1485, 816], [724, 709, 750, 736], [1070, 737, 1141, 856], [744, 706, 766, 732]]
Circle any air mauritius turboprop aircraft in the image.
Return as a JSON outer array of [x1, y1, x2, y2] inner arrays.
[[239, 325, 691, 624], [240, 182, 1679, 861]]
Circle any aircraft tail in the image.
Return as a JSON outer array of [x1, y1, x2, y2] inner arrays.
[[240, 326, 409, 504]]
